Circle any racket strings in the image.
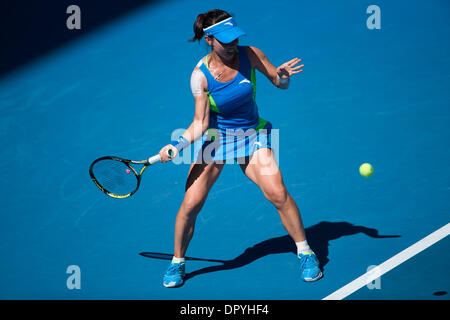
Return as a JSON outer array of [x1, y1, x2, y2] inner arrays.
[[91, 159, 138, 196]]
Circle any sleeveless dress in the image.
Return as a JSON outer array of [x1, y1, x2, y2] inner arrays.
[[192, 45, 272, 163]]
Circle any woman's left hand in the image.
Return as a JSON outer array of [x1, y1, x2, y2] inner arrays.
[[276, 58, 304, 79]]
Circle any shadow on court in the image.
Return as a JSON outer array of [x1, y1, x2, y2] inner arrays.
[[0, 0, 166, 79], [140, 221, 401, 282]]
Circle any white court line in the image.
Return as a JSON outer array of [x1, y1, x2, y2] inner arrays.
[[323, 222, 450, 300]]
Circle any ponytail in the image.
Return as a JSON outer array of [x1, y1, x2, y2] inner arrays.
[[188, 13, 206, 42]]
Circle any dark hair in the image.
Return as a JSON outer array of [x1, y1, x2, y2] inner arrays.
[[189, 9, 232, 43]]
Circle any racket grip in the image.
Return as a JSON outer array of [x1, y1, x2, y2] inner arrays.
[[148, 154, 161, 164], [147, 149, 173, 164]]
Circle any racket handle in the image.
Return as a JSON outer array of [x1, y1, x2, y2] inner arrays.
[[148, 154, 161, 164], [147, 149, 173, 164]]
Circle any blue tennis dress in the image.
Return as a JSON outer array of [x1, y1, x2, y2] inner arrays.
[[192, 45, 272, 163]]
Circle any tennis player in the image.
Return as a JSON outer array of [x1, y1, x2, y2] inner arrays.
[[158, 9, 322, 287]]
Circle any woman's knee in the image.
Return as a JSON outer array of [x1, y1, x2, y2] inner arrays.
[[264, 185, 288, 208], [180, 194, 206, 218]]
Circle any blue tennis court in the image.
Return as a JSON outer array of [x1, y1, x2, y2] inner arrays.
[[0, 0, 449, 300]]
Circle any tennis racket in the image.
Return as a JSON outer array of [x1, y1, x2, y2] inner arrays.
[[89, 150, 173, 199]]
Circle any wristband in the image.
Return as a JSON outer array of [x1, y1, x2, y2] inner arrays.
[[277, 74, 290, 89], [171, 136, 190, 152]]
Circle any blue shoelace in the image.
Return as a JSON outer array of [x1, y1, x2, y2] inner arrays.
[[167, 263, 184, 275], [299, 254, 317, 270]]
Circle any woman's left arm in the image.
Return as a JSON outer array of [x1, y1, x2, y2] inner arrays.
[[245, 46, 304, 89]]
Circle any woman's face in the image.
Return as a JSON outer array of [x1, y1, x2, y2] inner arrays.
[[207, 37, 239, 61]]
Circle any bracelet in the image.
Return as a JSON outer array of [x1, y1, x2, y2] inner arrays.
[[171, 136, 190, 152]]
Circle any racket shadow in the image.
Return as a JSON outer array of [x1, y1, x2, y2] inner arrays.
[[139, 221, 401, 283]]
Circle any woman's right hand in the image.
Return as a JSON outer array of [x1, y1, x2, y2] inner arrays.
[[159, 144, 178, 163]]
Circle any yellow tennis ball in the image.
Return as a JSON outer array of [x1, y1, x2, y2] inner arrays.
[[359, 163, 373, 177]]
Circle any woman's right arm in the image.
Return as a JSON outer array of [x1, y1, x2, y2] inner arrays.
[[159, 67, 209, 162]]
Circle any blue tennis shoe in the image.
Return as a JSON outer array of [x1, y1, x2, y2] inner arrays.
[[163, 261, 185, 288], [298, 251, 322, 282]]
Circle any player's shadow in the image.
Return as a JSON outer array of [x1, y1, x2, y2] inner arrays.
[[140, 221, 401, 283]]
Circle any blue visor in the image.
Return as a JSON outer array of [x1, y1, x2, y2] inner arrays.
[[203, 17, 246, 44]]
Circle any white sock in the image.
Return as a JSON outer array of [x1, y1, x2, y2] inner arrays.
[[295, 240, 312, 255], [172, 256, 185, 263]]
